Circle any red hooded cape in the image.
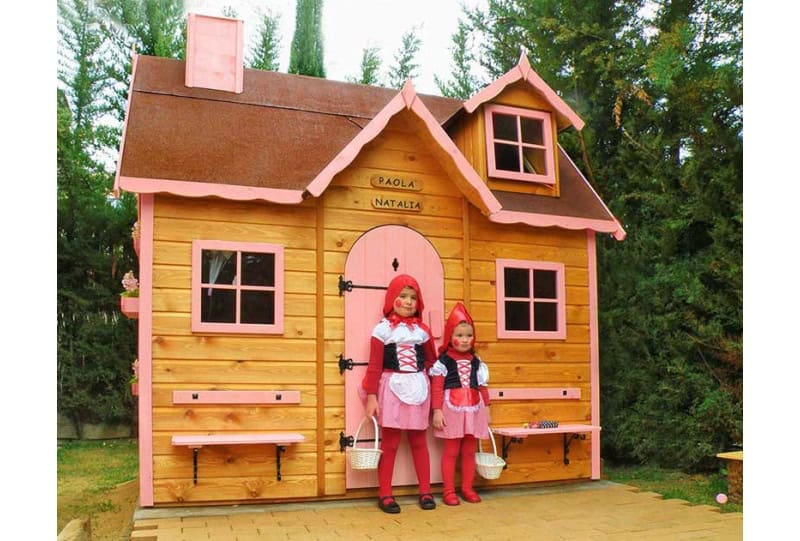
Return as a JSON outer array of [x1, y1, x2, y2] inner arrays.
[[438, 302, 475, 356]]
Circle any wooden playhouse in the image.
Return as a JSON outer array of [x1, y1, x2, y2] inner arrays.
[[115, 14, 625, 507]]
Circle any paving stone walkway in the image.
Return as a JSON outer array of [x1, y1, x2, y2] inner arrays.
[[130, 481, 742, 540]]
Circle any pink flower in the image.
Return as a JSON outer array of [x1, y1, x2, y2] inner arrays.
[[122, 271, 139, 293]]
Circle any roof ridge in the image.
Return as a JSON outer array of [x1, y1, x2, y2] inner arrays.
[[134, 87, 378, 121]]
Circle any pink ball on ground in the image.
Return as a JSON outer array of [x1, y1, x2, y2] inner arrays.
[[715, 493, 728, 504]]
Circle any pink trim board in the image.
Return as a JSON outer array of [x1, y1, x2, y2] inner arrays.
[[118, 176, 304, 205], [492, 424, 600, 438], [490, 387, 581, 401], [464, 52, 585, 131], [172, 390, 301, 404], [172, 433, 305, 448], [113, 49, 139, 199], [490, 209, 625, 240], [137, 193, 155, 506], [587, 231, 601, 479]]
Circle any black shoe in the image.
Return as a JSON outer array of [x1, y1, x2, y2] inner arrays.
[[378, 495, 401, 514], [419, 493, 437, 510]]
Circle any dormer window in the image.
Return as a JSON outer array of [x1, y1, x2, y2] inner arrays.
[[484, 104, 555, 184]]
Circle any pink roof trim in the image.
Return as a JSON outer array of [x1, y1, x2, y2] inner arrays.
[[464, 52, 585, 131], [490, 210, 626, 240], [305, 80, 502, 215], [113, 49, 139, 198], [118, 175, 304, 204]]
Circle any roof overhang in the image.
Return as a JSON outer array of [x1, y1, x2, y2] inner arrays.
[[463, 53, 585, 131], [304, 80, 502, 215]]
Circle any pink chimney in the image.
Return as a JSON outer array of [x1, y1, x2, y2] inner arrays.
[[185, 13, 244, 94]]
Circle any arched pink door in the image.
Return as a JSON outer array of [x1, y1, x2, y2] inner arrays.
[[344, 225, 444, 489]]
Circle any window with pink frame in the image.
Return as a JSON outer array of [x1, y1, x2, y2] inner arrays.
[[484, 104, 556, 184], [496, 259, 566, 339], [191, 240, 284, 334]]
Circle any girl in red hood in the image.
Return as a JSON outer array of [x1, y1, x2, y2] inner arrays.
[[362, 274, 438, 513], [430, 302, 491, 506]]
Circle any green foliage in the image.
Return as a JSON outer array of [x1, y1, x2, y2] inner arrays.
[[435, 19, 483, 99], [57, 0, 186, 429], [248, 10, 282, 71], [347, 45, 383, 86], [467, 0, 742, 470], [604, 464, 742, 513], [289, 0, 326, 77], [96, 0, 186, 125], [388, 27, 422, 88]]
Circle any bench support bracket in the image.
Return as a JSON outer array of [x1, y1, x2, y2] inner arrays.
[[501, 432, 588, 467], [192, 448, 199, 485], [276, 445, 286, 481], [563, 433, 586, 465]]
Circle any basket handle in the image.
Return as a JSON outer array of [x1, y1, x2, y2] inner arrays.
[[478, 427, 499, 457], [353, 415, 380, 451]]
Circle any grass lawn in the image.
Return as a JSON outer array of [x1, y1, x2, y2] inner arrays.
[[57, 438, 139, 538], [604, 463, 743, 514]]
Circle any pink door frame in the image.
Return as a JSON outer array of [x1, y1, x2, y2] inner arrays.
[[343, 225, 444, 489]]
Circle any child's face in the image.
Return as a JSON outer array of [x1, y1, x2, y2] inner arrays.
[[392, 286, 418, 318], [451, 322, 474, 353]]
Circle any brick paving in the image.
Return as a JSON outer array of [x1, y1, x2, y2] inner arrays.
[[130, 481, 742, 540]]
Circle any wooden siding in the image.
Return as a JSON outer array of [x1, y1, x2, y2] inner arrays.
[[150, 194, 322, 504], [147, 105, 594, 505]]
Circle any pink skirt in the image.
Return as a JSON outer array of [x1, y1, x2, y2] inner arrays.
[[376, 372, 431, 430], [433, 389, 490, 439]]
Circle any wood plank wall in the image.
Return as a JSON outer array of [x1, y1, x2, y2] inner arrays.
[[148, 106, 593, 505], [150, 194, 321, 505]]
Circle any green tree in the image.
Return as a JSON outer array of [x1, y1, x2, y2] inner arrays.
[[289, 0, 325, 77], [388, 26, 422, 88], [248, 9, 282, 71], [58, 0, 138, 431], [97, 0, 186, 126], [347, 45, 383, 86], [435, 19, 483, 99], [466, 0, 743, 470]]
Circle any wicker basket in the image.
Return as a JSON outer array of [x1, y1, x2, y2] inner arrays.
[[347, 416, 382, 470], [475, 428, 505, 480]]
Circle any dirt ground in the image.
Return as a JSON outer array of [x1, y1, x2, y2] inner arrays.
[[58, 479, 138, 540]]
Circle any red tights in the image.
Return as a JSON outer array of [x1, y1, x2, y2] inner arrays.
[[441, 435, 477, 495], [378, 427, 430, 498]]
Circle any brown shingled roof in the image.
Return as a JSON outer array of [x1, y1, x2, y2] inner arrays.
[[117, 55, 622, 237], [119, 55, 462, 190], [491, 147, 616, 222]]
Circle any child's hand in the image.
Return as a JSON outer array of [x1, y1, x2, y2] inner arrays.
[[366, 394, 379, 418], [432, 409, 446, 429]]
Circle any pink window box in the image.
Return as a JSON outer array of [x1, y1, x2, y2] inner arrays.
[[120, 296, 139, 319]]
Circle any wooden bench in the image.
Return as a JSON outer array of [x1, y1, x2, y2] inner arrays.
[[492, 424, 601, 467], [171, 433, 306, 484], [716, 450, 743, 503]]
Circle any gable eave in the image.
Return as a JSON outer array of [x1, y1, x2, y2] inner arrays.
[[463, 53, 585, 131], [304, 81, 502, 215]]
